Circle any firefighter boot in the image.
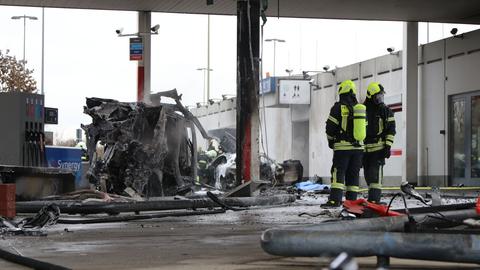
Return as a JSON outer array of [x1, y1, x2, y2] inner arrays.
[[346, 190, 358, 201], [321, 188, 343, 207], [368, 188, 382, 204]]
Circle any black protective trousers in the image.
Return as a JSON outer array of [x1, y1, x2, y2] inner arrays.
[[362, 150, 385, 202], [329, 149, 363, 202]]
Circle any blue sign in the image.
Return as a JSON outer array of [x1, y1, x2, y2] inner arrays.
[[45, 146, 83, 188], [129, 37, 143, 61], [130, 43, 143, 50], [260, 77, 276, 94]]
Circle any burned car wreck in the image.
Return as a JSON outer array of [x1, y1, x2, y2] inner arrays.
[[197, 128, 304, 191], [82, 89, 210, 197]]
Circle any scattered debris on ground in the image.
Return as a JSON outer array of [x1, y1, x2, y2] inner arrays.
[[261, 184, 480, 267], [1, 204, 59, 236]]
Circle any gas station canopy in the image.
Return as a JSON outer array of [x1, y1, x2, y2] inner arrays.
[[1, 0, 480, 24]]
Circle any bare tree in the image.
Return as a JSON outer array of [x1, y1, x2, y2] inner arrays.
[[0, 50, 37, 93]]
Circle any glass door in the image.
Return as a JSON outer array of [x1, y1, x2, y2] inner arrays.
[[471, 95, 480, 179], [450, 91, 480, 186]]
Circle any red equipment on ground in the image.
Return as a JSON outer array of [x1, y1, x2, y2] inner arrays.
[[343, 198, 403, 217]]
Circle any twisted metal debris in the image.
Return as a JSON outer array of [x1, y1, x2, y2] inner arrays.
[[82, 89, 209, 197]]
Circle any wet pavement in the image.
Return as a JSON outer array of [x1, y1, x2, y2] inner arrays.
[[0, 194, 478, 269]]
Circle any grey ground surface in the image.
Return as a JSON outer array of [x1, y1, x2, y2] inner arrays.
[[1, 194, 478, 270]]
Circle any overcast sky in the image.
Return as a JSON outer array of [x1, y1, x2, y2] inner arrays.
[[0, 5, 479, 140]]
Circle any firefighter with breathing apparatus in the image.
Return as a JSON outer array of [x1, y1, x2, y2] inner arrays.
[[363, 82, 396, 203], [324, 80, 367, 207]]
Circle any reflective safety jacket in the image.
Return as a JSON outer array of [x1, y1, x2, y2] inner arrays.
[[364, 99, 396, 153], [326, 102, 365, 151]]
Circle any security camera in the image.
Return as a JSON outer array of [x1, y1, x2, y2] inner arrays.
[[387, 47, 399, 56], [302, 71, 311, 80], [450, 28, 465, 39], [151, 24, 160, 33], [322, 65, 330, 72], [115, 28, 124, 35]]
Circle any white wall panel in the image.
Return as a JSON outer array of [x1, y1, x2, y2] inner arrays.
[[191, 29, 480, 186]]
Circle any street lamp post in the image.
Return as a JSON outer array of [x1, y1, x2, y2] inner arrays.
[[265, 38, 285, 77], [11, 15, 38, 65], [196, 67, 213, 104]]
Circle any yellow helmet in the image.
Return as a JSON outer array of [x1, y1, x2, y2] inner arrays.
[[366, 82, 385, 98], [338, 80, 357, 95]]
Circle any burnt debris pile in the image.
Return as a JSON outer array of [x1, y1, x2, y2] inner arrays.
[[82, 89, 208, 197]]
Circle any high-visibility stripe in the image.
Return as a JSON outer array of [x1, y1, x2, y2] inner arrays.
[[332, 167, 337, 183], [331, 182, 345, 190], [369, 183, 382, 189], [365, 141, 384, 148], [327, 135, 334, 140], [380, 165, 383, 185], [378, 118, 383, 135], [386, 135, 395, 140], [335, 142, 362, 146], [387, 117, 395, 122], [334, 141, 364, 149], [365, 141, 385, 152], [378, 165, 382, 186], [334, 145, 364, 151], [341, 105, 349, 132], [365, 145, 385, 152], [346, 185, 359, 192], [385, 140, 393, 146], [334, 147, 364, 151], [328, 116, 339, 125]]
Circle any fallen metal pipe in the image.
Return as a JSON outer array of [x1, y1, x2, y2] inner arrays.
[[16, 194, 296, 214], [57, 209, 225, 224], [288, 209, 479, 233], [396, 202, 475, 214], [261, 230, 480, 264]]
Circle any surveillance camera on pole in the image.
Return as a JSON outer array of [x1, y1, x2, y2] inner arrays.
[[322, 65, 330, 72], [116, 24, 160, 37], [387, 47, 399, 56], [150, 24, 160, 34], [450, 28, 465, 39]]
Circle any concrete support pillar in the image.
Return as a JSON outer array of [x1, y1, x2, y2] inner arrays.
[[402, 22, 418, 184], [236, 0, 260, 190], [138, 11, 151, 103]]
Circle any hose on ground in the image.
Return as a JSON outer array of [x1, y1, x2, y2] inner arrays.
[[206, 191, 246, 211], [0, 247, 71, 270]]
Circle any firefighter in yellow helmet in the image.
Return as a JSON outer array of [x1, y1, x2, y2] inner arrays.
[[363, 82, 396, 203], [323, 80, 367, 207]]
